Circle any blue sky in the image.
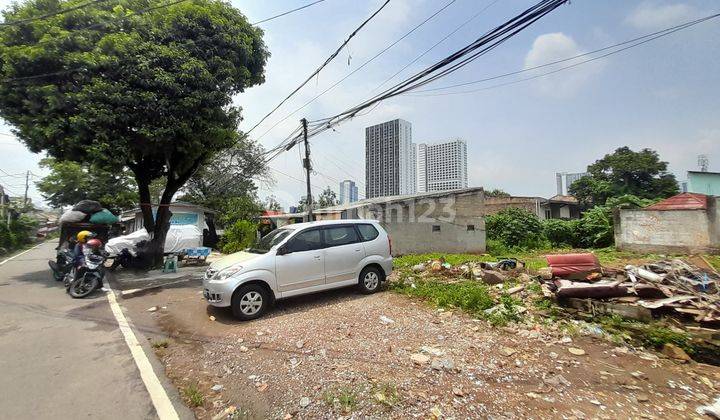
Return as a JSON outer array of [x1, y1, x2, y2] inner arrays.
[[1, 0, 719, 208]]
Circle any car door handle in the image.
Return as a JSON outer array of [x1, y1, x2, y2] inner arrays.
[[354, 248, 361, 252], [314, 255, 321, 259]]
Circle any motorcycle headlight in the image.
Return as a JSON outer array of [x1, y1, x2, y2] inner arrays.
[[212, 266, 243, 281]]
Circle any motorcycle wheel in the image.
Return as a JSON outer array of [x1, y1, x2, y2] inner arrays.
[[68, 276, 99, 298]]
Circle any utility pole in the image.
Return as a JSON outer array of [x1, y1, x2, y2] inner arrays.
[[23, 170, 29, 208], [301, 118, 313, 222]]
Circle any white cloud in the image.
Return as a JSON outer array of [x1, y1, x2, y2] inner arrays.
[[523, 33, 601, 97], [626, 1, 700, 30]]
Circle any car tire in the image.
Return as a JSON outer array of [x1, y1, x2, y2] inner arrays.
[[231, 284, 270, 320], [358, 266, 382, 294]]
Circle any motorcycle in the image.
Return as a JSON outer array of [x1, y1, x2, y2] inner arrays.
[[66, 252, 107, 299], [48, 249, 75, 282]]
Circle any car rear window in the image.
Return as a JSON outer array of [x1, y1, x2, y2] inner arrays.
[[356, 224, 379, 241], [323, 226, 359, 247]]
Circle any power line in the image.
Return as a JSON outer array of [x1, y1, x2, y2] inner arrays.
[[305, 0, 568, 139], [245, 0, 391, 136], [408, 11, 720, 95], [251, 0, 326, 25], [370, 0, 500, 94], [0, 0, 112, 26], [252, 0, 457, 143]]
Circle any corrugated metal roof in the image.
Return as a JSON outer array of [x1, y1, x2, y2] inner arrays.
[[645, 192, 708, 211]]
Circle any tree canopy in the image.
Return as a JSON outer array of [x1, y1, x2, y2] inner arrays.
[[0, 0, 269, 264], [569, 147, 678, 205], [36, 158, 137, 212], [317, 186, 337, 208]]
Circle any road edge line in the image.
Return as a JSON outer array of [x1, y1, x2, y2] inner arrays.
[[0, 242, 44, 266], [103, 277, 180, 420]]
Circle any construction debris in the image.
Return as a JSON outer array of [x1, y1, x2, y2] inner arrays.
[[541, 256, 720, 325]]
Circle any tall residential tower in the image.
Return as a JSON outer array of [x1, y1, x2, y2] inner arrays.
[[416, 138, 468, 192], [338, 180, 359, 204], [365, 119, 416, 198]]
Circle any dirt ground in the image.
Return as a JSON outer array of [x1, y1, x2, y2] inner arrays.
[[117, 277, 720, 420]]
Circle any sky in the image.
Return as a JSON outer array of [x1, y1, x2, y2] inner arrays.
[[0, 0, 719, 209]]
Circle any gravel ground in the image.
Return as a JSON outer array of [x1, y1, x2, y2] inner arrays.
[[119, 278, 720, 420]]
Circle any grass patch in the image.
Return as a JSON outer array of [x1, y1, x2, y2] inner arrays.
[[151, 339, 169, 349], [323, 386, 358, 413], [704, 255, 720, 272], [372, 382, 399, 408], [599, 315, 694, 354], [390, 277, 494, 315], [183, 383, 204, 407]]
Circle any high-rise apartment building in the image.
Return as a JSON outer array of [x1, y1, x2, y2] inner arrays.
[[416, 139, 468, 192], [555, 172, 589, 195], [365, 119, 416, 198], [338, 180, 359, 204]]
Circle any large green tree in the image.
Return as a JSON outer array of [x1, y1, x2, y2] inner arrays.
[[0, 0, 268, 265], [36, 158, 137, 212], [569, 147, 678, 205], [317, 186, 337, 208]]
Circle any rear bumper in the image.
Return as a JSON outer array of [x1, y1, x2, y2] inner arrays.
[[380, 257, 393, 279]]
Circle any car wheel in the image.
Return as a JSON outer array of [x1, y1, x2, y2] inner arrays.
[[358, 266, 382, 294], [231, 284, 269, 320]]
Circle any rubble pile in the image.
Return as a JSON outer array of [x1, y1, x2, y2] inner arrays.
[[410, 257, 526, 286], [540, 254, 720, 325]]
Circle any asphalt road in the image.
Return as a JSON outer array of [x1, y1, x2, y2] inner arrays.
[[0, 242, 180, 419]]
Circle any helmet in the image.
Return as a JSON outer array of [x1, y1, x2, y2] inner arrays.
[[76, 230, 96, 243], [86, 238, 103, 249]]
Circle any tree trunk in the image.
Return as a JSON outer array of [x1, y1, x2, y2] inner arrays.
[[148, 181, 178, 268], [132, 165, 155, 232]]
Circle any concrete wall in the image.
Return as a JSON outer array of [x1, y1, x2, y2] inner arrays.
[[484, 197, 543, 218], [688, 172, 720, 196], [615, 198, 720, 254], [356, 191, 485, 255]]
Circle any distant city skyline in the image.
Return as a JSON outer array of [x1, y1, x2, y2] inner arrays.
[[338, 180, 359, 204], [417, 139, 468, 193], [365, 119, 416, 198]]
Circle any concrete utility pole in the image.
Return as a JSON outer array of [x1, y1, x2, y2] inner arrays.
[[23, 171, 29, 208], [301, 118, 313, 222]]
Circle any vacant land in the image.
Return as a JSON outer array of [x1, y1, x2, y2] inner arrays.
[[116, 249, 720, 419]]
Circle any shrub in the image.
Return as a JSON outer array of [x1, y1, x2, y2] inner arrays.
[[543, 219, 580, 247], [485, 208, 544, 248], [220, 220, 258, 254]]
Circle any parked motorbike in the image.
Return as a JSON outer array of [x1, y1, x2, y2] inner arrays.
[[48, 249, 74, 282], [67, 252, 107, 298]]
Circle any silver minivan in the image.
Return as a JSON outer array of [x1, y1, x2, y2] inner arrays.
[[203, 220, 393, 320]]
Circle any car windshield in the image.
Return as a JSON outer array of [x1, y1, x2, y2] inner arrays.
[[247, 228, 293, 254]]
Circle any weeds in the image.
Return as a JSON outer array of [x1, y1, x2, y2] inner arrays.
[[372, 382, 399, 408], [151, 339, 169, 349], [599, 315, 694, 354], [183, 383, 204, 407], [390, 278, 494, 315], [323, 387, 358, 413]]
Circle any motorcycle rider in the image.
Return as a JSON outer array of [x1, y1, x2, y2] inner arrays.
[[73, 230, 97, 266]]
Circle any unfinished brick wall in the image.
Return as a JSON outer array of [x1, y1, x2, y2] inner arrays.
[[614, 199, 720, 254]]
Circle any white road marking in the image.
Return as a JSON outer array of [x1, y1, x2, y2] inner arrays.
[[103, 278, 180, 420], [0, 243, 44, 266]]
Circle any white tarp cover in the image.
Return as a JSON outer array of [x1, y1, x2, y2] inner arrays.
[[105, 228, 150, 256], [164, 224, 203, 253], [104, 225, 202, 255]]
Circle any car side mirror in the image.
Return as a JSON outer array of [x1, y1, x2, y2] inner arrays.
[[277, 245, 289, 256]]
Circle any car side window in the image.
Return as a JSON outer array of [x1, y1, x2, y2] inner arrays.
[[286, 229, 322, 253], [356, 224, 379, 241], [323, 226, 360, 247]]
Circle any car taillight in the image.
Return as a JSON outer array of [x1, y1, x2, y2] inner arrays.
[[388, 235, 392, 255]]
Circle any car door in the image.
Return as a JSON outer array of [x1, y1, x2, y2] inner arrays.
[[275, 228, 325, 293], [322, 225, 365, 285]]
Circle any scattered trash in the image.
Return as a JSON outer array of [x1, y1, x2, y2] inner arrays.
[[697, 396, 720, 418], [299, 397, 311, 408], [568, 347, 586, 356], [147, 306, 158, 312], [211, 384, 223, 392], [379, 315, 395, 325], [209, 315, 216, 321], [295, 340, 305, 349]]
